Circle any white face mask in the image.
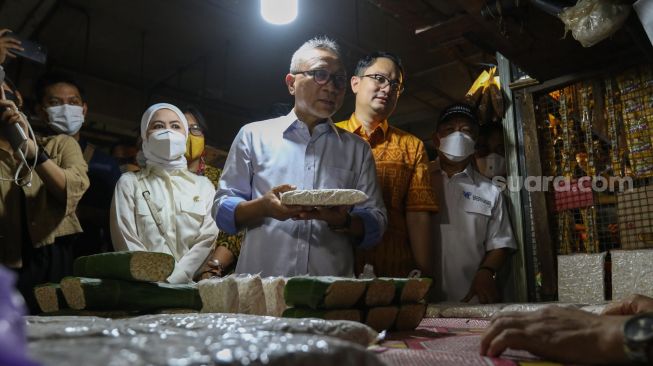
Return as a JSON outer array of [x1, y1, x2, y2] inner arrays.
[[147, 129, 187, 161], [46, 104, 85, 135], [438, 131, 476, 162], [476, 153, 506, 178]]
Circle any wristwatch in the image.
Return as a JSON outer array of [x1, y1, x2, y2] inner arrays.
[[623, 312, 653, 364]]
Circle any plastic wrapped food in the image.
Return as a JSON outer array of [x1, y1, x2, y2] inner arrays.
[[557, 253, 606, 303], [26, 313, 382, 366], [234, 274, 267, 316], [559, 0, 631, 47], [199, 275, 239, 313], [500, 302, 585, 313], [262, 277, 288, 317], [611, 249, 653, 300], [439, 303, 505, 318], [280, 189, 368, 206]]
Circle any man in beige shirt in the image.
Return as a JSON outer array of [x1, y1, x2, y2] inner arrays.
[[1, 78, 89, 313]]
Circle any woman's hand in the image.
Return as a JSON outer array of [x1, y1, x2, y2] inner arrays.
[[0, 29, 23, 65]]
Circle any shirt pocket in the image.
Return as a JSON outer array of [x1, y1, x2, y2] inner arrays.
[[134, 197, 163, 238], [178, 199, 206, 229], [320, 166, 356, 188], [135, 197, 161, 217]]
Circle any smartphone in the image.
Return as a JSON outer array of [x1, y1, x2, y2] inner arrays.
[[0, 70, 28, 150], [5, 32, 47, 64]]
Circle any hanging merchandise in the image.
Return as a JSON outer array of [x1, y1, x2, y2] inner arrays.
[[605, 78, 623, 176], [558, 0, 631, 47], [617, 67, 653, 178], [465, 67, 506, 124]]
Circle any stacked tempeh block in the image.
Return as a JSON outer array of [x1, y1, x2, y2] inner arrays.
[[282, 276, 432, 332], [34, 251, 201, 315]]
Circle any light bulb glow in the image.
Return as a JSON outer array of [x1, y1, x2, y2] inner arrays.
[[261, 0, 297, 25]]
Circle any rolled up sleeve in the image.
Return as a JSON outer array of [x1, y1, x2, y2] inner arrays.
[[52, 135, 90, 216], [213, 128, 253, 235]]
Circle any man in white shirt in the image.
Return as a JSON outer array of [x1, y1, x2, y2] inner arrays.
[[430, 103, 516, 303], [213, 37, 387, 277]]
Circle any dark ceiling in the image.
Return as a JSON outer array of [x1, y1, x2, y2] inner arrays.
[[0, 0, 649, 154]]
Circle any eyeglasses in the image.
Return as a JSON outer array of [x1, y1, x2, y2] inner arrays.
[[189, 124, 204, 136], [361, 74, 404, 93], [293, 69, 348, 90]]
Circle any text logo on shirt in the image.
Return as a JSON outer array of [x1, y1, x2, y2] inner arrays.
[[463, 190, 491, 207]]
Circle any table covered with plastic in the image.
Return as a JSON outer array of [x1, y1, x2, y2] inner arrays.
[[25, 313, 384, 366]]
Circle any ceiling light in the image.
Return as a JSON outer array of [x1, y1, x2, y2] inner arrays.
[[260, 0, 297, 25]]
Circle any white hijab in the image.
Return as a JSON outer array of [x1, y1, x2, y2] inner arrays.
[[140, 103, 189, 170]]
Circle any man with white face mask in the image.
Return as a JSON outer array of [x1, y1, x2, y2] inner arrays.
[[475, 123, 507, 179], [430, 103, 516, 304], [35, 72, 122, 257]]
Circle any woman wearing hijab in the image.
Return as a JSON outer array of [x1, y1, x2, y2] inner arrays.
[[110, 103, 218, 283]]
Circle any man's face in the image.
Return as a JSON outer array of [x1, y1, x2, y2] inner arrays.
[[351, 57, 402, 119], [476, 130, 505, 158], [39, 82, 87, 120], [285, 48, 346, 121], [432, 116, 478, 148]]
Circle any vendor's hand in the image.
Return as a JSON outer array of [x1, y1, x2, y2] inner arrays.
[[263, 184, 307, 221], [0, 29, 23, 64], [196, 259, 225, 281], [480, 306, 628, 365], [294, 205, 350, 226], [602, 293, 653, 316], [461, 269, 499, 304]]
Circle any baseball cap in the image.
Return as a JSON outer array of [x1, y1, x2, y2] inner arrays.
[[438, 103, 478, 126]]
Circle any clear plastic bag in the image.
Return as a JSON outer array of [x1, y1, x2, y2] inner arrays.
[[559, 0, 631, 47], [26, 313, 383, 366]]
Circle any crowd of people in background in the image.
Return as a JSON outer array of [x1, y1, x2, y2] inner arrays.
[[1, 28, 516, 311], [2, 30, 651, 365]]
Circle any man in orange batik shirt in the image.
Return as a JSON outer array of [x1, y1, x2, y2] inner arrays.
[[337, 51, 438, 277]]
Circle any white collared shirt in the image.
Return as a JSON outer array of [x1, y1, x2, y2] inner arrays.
[[430, 159, 516, 302], [110, 165, 219, 283]]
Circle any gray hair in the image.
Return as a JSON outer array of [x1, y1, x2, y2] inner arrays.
[[289, 36, 342, 73]]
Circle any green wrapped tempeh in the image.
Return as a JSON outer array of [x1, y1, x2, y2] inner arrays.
[[362, 279, 396, 307], [282, 307, 362, 322], [364, 306, 398, 332], [384, 277, 432, 304], [73, 251, 175, 282], [60, 277, 201, 311], [395, 302, 427, 330], [284, 276, 367, 309], [34, 283, 67, 313]]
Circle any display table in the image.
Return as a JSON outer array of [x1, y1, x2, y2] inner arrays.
[[378, 318, 561, 366]]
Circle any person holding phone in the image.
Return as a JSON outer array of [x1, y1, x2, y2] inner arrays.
[[0, 29, 23, 65], [0, 65, 89, 314]]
